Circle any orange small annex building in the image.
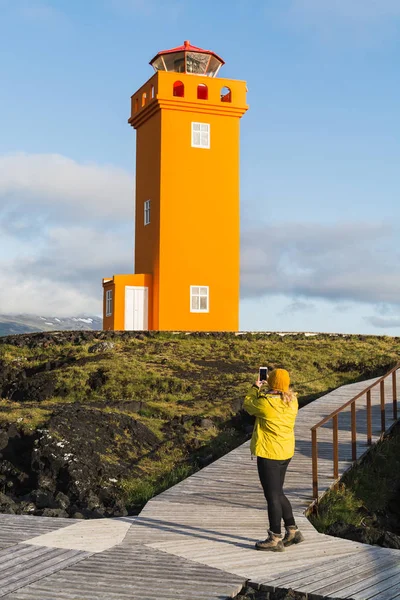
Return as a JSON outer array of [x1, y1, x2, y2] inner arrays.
[[102, 41, 248, 331]]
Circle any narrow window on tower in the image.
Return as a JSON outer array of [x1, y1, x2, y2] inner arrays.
[[191, 123, 210, 149], [221, 86, 232, 102], [190, 286, 209, 313], [144, 200, 151, 225], [197, 84, 208, 100], [106, 290, 113, 317], [173, 81, 184, 97]]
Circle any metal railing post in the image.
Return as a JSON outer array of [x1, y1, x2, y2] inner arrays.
[[393, 370, 398, 421], [380, 380, 385, 433]]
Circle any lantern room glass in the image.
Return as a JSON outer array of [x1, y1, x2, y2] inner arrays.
[[151, 51, 223, 77]]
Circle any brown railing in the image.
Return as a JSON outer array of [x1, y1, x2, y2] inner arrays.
[[311, 363, 399, 499]]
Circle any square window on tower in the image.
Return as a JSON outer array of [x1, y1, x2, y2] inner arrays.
[[191, 122, 210, 149], [190, 285, 209, 312]]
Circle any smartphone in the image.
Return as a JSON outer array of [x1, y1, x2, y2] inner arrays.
[[259, 366, 268, 382]]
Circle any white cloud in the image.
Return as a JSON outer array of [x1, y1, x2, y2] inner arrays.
[[279, 300, 316, 316], [0, 153, 134, 220], [0, 273, 99, 316], [0, 153, 135, 316], [0, 224, 132, 316], [1, 152, 399, 326], [241, 221, 400, 305], [365, 315, 400, 329]]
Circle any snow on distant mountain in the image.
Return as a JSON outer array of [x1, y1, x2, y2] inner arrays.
[[0, 314, 102, 336]]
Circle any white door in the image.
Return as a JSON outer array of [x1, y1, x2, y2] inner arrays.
[[125, 286, 148, 331]]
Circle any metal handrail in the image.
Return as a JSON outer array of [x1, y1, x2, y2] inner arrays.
[[311, 363, 399, 499]]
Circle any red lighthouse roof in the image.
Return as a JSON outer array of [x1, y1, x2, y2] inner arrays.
[[151, 40, 225, 64], [150, 40, 225, 77]]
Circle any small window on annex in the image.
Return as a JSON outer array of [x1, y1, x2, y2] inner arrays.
[[221, 86, 231, 102], [144, 200, 151, 225], [191, 122, 210, 149], [173, 81, 184, 97], [197, 84, 208, 100], [142, 92, 147, 107], [190, 286, 209, 313], [106, 290, 113, 317]]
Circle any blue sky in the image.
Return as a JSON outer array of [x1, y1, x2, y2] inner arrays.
[[0, 0, 399, 334]]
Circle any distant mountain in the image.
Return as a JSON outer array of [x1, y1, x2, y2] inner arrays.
[[0, 314, 102, 337]]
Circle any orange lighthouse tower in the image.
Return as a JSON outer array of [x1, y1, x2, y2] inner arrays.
[[102, 41, 248, 331]]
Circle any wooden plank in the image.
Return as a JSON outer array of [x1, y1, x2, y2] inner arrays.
[[1, 372, 400, 600], [3, 544, 245, 599], [0, 547, 90, 598], [360, 584, 400, 600], [308, 562, 400, 597], [262, 552, 392, 589]]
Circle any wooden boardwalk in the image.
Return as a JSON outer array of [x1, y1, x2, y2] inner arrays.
[[0, 373, 399, 600]]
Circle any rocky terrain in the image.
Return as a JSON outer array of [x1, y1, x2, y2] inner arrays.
[[234, 586, 307, 600], [0, 329, 399, 529]]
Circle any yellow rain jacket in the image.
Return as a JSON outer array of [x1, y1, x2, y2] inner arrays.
[[243, 386, 298, 460]]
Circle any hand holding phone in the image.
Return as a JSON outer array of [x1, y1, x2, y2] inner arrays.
[[259, 366, 268, 382]]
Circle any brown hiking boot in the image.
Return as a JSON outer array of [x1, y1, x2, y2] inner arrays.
[[255, 530, 284, 552], [283, 525, 304, 547]]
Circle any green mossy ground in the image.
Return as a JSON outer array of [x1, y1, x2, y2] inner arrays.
[[0, 331, 399, 513], [309, 421, 400, 544]]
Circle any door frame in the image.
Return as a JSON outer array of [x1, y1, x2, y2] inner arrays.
[[124, 286, 149, 331]]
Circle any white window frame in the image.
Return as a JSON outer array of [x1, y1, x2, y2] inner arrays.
[[190, 285, 209, 313], [144, 200, 151, 225], [106, 289, 113, 317], [191, 122, 210, 149]]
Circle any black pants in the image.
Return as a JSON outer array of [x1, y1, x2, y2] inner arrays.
[[257, 456, 296, 535]]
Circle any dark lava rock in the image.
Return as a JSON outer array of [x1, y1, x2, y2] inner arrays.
[[199, 418, 215, 430], [55, 491, 70, 510], [380, 531, 400, 549], [31, 489, 57, 509], [198, 454, 213, 467], [0, 360, 21, 399], [326, 522, 383, 546], [234, 586, 307, 600], [0, 399, 160, 519], [88, 368, 108, 390], [325, 521, 400, 549], [29, 404, 159, 515], [40, 508, 69, 518], [11, 372, 56, 402], [88, 342, 115, 354], [0, 491, 17, 513]]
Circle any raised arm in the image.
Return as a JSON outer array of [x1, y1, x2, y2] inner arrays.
[[243, 385, 270, 419]]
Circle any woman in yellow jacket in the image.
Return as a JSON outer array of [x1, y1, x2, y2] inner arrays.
[[244, 368, 304, 551]]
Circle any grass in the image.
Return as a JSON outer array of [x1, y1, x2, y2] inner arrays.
[[1, 331, 399, 508], [309, 422, 400, 532], [0, 400, 51, 432], [119, 463, 195, 510]]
